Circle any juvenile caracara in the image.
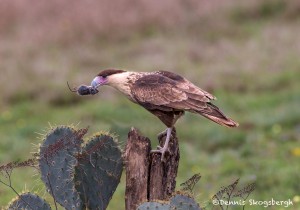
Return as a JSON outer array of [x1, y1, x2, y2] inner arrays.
[[90, 69, 238, 160]]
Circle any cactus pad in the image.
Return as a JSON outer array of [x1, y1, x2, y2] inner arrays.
[[39, 126, 84, 210], [137, 201, 170, 210], [8, 192, 51, 210], [137, 194, 201, 210], [75, 134, 123, 210], [170, 194, 201, 210]]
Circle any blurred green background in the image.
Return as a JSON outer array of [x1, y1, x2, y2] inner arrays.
[[0, 0, 300, 209]]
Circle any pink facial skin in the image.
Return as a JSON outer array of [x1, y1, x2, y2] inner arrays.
[[91, 76, 108, 88]]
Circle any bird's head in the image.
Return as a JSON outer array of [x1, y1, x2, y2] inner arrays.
[[91, 69, 126, 88]]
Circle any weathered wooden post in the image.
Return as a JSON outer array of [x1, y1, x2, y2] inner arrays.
[[124, 127, 180, 210]]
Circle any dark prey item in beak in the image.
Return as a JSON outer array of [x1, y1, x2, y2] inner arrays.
[[67, 82, 99, 95]]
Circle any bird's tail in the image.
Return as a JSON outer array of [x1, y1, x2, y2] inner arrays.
[[196, 103, 239, 127]]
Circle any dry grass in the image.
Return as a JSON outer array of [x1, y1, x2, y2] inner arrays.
[[0, 0, 234, 43], [0, 0, 299, 104]]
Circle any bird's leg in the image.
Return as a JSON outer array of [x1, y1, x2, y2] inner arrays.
[[151, 127, 172, 161], [157, 128, 168, 140]]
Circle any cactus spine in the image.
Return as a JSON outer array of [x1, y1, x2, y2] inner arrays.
[[75, 134, 123, 210], [38, 126, 84, 209], [35, 126, 123, 210], [8, 192, 51, 210]]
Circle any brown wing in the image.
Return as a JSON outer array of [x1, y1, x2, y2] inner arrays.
[[155, 70, 216, 101], [131, 72, 238, 127], [130, 74, 209, 111]]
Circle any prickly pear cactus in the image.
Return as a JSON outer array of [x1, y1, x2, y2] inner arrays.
[[38, 126, 84, 210], [137, 201, 170, 210], [170, 194, 201, 210], [137, 193, 201, 210], [75, 134, 123, 210], [8, 192, 51, 210]]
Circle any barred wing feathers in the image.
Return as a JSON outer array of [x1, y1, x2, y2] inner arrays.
[[130, 72, 238, 127]]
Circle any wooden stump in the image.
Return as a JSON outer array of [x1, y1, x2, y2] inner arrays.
[[124, 128, 151, 210], [124, 127, 180, 210]]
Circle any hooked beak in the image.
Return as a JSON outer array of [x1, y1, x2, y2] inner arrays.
[[91, 76, 103, 88]]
